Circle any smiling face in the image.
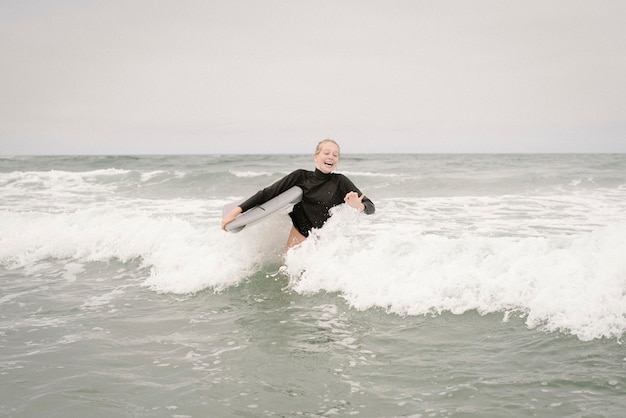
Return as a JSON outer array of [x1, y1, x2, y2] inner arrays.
[[314, 140, 340, 174]]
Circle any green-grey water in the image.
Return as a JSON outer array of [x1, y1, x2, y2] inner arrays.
[[1, 154, 625, 416]]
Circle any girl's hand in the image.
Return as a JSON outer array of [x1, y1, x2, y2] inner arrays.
[[221, 207, 243, 231], [344, 191, 365, 212]]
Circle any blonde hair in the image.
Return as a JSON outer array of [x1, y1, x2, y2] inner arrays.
[[314, 139, 340, 156]]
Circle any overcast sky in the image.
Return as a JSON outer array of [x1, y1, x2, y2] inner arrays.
[[1, 0, 625, 155]]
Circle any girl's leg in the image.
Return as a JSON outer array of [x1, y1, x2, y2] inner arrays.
[[285, 226, 306, 250]]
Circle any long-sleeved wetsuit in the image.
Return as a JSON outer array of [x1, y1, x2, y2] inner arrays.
[[238, 168, 375, 237]]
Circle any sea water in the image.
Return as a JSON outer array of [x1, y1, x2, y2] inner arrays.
[[1, 153, 625, 417]]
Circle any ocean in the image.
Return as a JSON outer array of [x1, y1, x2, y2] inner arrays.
[[1, 153, 625, 417]]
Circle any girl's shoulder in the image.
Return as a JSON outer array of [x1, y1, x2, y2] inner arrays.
[[333, 172, 359, 188]]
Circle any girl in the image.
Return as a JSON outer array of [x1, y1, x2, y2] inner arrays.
[[221, 139, 375, 249]]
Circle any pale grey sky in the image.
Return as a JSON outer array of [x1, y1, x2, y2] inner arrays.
[[1, 0, 625, 154]]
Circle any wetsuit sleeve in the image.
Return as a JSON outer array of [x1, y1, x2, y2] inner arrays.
[[361, 195, 375, 215], [238, 170, 303, 213], [339, 175, 375, 215]]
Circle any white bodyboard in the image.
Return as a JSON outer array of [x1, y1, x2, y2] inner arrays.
[[222, 186, 303, 233]]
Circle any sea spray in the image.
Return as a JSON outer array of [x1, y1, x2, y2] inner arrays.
[[283, 207, 626, 341], [0, 206, 290, 293]]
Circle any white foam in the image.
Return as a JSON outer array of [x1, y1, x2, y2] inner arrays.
[[1, 194, 624, 341], [62, 262, 85, 282], [0, 205, 289, 294], [282, 206, 626, 341], [230, 170, 274, 178], [0, 168, 131, 189], [0, 169, 124, 212]]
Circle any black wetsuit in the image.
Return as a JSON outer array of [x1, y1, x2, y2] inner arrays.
[[238, 168, 375, 237]]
